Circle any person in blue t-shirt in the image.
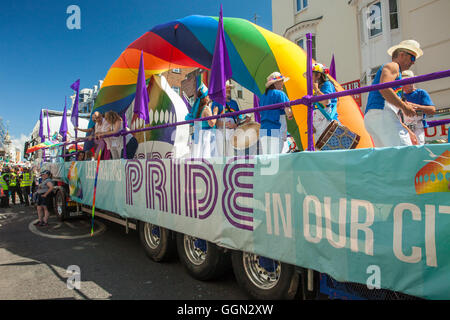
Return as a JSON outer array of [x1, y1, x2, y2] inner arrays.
[[364, 40, 423, 147], [401, 70, 436, 145], [310, 63, 339, 141], [259, 72, 293, 155], [212, 80, 249, 156]]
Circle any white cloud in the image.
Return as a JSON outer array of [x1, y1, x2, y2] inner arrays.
[[10, 133, 29, 154]]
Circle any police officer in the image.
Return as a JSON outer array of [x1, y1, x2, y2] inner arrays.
[[0, 168, 10, 208], [20, 168, 33, 206]]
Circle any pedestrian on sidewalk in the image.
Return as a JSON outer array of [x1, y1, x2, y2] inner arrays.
[[34, 170, 54, 227]]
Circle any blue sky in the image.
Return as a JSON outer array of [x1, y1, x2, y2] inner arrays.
[[0, 0, 272, 151]]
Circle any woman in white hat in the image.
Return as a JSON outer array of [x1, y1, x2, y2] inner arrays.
[[310, 63, 340, 141], [364, 40, 423, 148], [259, 72, 293, 155]]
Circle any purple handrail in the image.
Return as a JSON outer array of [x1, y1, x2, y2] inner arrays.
[[39, 67, 450, 157]]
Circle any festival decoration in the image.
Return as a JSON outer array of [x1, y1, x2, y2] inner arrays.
[[91, 14, 373, 149]]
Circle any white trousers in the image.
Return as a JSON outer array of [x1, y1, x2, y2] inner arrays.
[[364, 106, 412, 148]]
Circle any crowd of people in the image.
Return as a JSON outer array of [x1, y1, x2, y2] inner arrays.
[[74, 110, 138, 161], [56, 39, 443, 163], [183, 39, 442, 158], [0, 163, 56, 227], [0, 164, 35, 208]]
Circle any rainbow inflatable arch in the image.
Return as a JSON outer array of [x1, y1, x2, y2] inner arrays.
[[93, 15, 373, 150]]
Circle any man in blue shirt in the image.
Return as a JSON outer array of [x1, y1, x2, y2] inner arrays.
[[364, 40, 422, 147], [213, 80, 246, 156], [401, 70, 436, 145]]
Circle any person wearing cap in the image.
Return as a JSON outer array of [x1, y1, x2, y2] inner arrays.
[[187, 83, 219, 158], [259, 72, 294, 155], [34, 170, 54, 227], [364, 40, 422, 147], [213, 80, 249, 156], [310, 63, 339, 141], [401, 70, 436, 145]]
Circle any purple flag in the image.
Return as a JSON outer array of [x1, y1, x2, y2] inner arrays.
[[46, 109, 51, 140], [253, 94, 261, 123], [39, 110, 44, 141], [208, 5, 233, 106], [59, 97, 68, 141], [70, 79, 80, 127], [330, 54, 336, 80], [133, 51, 150, 124]]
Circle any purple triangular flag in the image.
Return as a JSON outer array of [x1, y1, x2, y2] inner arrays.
[[59, 97, 68, 141], [330, 54, 336, 80], [39, 110, 44, 141], [208, 5, 233, 106], [253, 94, 261, 123], [133, 51, 150, 124], [46, 109, 51, 140], [70, 79, 80, 127]]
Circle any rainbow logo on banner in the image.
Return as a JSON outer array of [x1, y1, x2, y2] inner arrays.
[[415, 150, 450, 194]]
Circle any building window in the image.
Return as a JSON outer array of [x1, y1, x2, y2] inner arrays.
[[296, 35, 316, 59], [172, 68, 181, 74], [389, 0, 399, 30], [172, 86, 180, 95], [367, 2, 383, 38], [370, 66, 381, 82], [296, 0, 308, 12]]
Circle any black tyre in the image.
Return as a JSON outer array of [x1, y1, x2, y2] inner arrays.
[[176, 233, 231, 281], [139, 222, 177, 262], [231, 251, 300, 300], [54, 188, 68, 221]]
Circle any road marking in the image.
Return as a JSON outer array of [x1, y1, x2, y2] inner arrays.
[[28, 220, 106, 240]]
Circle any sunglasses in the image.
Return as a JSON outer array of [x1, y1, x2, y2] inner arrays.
[[402, 51, 416, 62]]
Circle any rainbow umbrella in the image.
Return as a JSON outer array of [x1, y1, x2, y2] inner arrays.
[[26, 141, 57, 153], [91, 15, 373, 150]]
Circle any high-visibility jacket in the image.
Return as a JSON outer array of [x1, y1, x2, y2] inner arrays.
[[20, 172, 33, 187], [0, 173, 9, 191], [9, 173, 17, 187]]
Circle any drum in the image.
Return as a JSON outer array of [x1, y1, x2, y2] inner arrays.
[[230, 121, 261, 155], [315, 120, 360, 151]]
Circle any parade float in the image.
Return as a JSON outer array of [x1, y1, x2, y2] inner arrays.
[[35, 14, 450, 300]]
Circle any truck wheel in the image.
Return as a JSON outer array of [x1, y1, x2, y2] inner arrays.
[[54, 189, 68, 221], [176, 233, 230, 281], [139, 222, 176, 262], [231, 251, 299, 300]]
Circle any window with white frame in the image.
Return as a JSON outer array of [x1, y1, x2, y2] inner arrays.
[[296, 0, 308, 12], [296, 35, 316, 59], [389, 0, 399, 30], [172, 86, 180, 95], [172, 68, 181, 74], [366, 1, 383, 38]]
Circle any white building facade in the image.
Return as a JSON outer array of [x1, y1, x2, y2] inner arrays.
[[70, 80, 103, 114], [272, 0, 450, 111]]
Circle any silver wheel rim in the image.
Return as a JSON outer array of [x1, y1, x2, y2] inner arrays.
[[184, 235, 207, 266], [242, 252, 280, 290], [143, 223, 160, 249]]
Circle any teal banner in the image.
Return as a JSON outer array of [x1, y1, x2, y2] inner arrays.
[[45, 143, 450, 299]]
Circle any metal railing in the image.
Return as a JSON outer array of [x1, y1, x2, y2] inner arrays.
[[39, 33, 450, 160]]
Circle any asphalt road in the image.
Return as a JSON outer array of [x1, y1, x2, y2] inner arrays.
[[0, 204, 248, 300]]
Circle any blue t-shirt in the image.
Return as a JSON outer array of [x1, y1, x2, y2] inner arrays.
[[404, 89, 434, 106], [365, 64, 403, 113], [259, 89, 289, 131], [212, 99, 240, 123], [314, 80, 338, 121]]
